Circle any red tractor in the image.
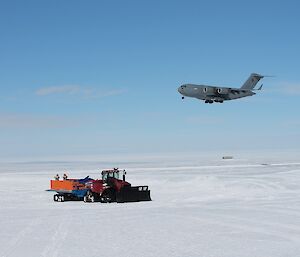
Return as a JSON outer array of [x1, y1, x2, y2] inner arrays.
[[83, 168, 151, 203]]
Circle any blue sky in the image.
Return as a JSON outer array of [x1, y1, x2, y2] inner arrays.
[[0, 0, 300, 158]]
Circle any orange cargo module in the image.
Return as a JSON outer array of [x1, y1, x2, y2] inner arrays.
[[50, 179, 79, 191], [49, 176, 93, 201]]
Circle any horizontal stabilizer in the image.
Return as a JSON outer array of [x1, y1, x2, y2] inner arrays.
[[256, 84, 263, 90]]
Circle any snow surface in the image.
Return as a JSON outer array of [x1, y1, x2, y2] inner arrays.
[[1, 153, 300, 257]]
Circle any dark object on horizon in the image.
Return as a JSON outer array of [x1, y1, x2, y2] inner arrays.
[[222, 156, 233, 160]]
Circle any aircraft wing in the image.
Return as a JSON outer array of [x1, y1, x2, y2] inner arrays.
[[230, 88, 248, 94], [204, 87, 252, 98]]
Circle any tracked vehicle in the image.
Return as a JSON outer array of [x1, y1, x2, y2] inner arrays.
[[50, 168, 151, 203]]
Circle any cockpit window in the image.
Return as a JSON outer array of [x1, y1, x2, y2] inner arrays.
[[102, 170, 120, 181]]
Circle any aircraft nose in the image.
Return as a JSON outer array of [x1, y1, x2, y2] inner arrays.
[[178, 86, 184, 94]]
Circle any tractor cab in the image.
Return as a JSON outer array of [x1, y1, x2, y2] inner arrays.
[[101, 168, 126, 182]]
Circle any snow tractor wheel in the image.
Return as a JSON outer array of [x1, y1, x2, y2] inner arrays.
[[57, 195, 65, 202], [84, 192, 95, 203], [53, 194, 59, 202], [87, 195, 95, 203], [101, 189, 115, 203]]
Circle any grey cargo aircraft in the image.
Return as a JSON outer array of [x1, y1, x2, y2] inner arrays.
[[178, 73, 264, 103]]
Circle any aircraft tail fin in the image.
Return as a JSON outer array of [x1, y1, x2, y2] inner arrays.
[[240, 73, 264, 90]]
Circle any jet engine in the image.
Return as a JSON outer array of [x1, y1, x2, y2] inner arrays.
[[216, 88, 230, 94], [203, 87, 215, 94]]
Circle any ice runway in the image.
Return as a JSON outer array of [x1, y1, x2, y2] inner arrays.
[[1, 154, 300, 257]]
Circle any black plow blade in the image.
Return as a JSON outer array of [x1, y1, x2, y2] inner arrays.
[[116, 186, 151, 203]]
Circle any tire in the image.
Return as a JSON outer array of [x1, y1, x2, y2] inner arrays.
[[84, 192, 95, 203], [101, 189, 116, 203], [87, 194, 95, 203]]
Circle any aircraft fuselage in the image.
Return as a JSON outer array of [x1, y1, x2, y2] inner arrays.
[[178, 84, 255, 103], [178, 73, 264, 104]]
